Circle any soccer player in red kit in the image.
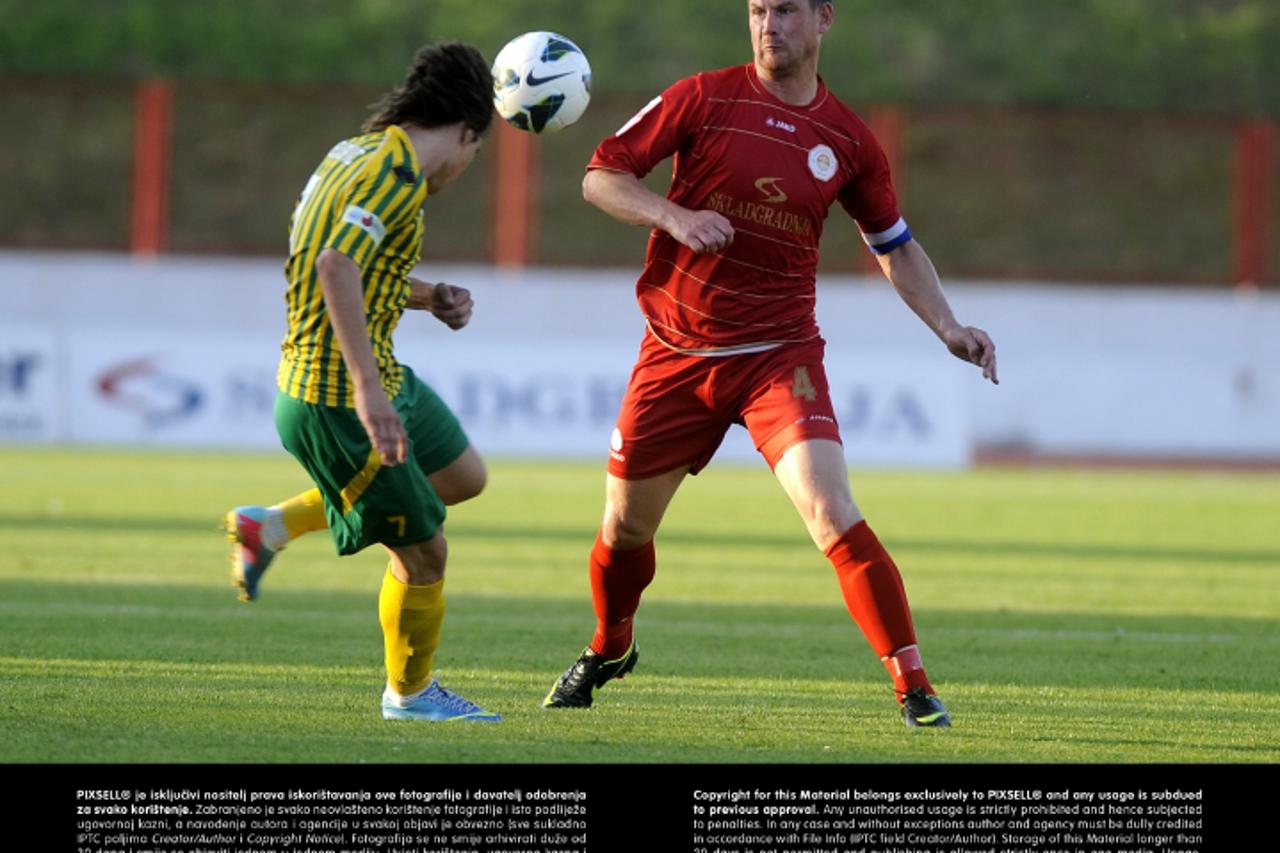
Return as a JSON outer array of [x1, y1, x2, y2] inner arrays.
[[543, 0, 998, 726]]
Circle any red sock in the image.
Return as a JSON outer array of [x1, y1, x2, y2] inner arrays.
[[589, 531, 655, 660], [825, 521, 934, 698]]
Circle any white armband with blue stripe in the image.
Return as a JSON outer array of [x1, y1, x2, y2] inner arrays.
[[860, 217, 912, 255]]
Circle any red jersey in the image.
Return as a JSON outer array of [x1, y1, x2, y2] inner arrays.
[[590, 63, 910, 354]]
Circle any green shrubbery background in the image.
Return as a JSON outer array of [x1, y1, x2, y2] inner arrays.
[[2, 0, 1275, 113], [1, 1, 1275, 280]]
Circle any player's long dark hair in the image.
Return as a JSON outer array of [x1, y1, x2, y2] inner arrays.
[[364, 42, 494, 136]]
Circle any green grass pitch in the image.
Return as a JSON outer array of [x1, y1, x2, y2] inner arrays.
[[1, 448, 1277, 763]]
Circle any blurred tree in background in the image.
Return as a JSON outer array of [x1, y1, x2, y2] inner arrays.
[[0, 0, 1275, 113]]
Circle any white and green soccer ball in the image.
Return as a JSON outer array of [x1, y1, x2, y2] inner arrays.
[[492, 31, 592, 134]]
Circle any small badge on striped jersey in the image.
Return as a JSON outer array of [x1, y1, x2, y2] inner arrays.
[[807, 144, 837, 182], [342, 205, 387, 245]]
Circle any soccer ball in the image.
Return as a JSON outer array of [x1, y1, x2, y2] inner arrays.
[[492, 31, 592, 134]]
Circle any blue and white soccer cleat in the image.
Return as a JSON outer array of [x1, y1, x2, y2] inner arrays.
[[223, 505, 277, 602], [381, 681, 502, 722]]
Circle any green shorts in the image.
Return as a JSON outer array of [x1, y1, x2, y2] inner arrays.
[[274, 367, 470, 556]]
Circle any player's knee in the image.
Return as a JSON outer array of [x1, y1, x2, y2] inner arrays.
[[600, 513, 656, 550], [801, 497, 860, 549], [441, 463, 486, 505], [463, 460, 488, 501], [432, 450, 487, 505], [390, 534, 448, 585]]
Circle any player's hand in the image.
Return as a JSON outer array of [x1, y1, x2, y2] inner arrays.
[[942, 325, 999, 385], [354, 382, 408, 466], [429, 282, 474, 330], [670, 209, 734, 254]]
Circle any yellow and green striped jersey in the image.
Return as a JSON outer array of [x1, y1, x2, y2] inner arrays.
[[278, 125, 427, 407]]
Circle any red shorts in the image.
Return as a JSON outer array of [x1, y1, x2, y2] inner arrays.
[[607, 332, 842, 479]]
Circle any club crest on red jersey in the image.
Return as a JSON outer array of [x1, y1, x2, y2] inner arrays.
[[807, 144, 837, 181]]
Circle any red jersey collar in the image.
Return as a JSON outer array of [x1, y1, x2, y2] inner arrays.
[[745, 62, 830, 111]]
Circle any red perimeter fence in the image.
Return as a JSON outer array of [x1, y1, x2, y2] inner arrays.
[[1, 77, 1275, 286]]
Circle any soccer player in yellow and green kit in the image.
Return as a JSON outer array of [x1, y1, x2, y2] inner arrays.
[[223, 43, 500, 722]]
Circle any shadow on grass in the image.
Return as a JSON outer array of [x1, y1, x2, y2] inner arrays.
[[2, 578, 1277, 696]]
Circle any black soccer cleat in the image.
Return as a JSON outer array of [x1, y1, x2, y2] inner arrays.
[[542, 642, 639, 708], [901, 687, 952, 728]]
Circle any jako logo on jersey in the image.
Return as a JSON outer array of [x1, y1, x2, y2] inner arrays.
[[765, 116, 797, 133], [342, 205, 387, 245], [754, 177, 788, 204], [807, 144, 837, 182], [97, 358, 203, 429]]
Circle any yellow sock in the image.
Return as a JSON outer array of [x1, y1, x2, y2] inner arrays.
[[378, 567, 445, 697], [275, 488, 327, 540]]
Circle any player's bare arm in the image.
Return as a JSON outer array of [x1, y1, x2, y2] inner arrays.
[[583, 168, 734, 254], [407, 277, 474, 330], [316, 247, 409, 463], [877, 239, 999, 384]]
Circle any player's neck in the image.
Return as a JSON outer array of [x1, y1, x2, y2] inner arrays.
[[398, 124, 437, 174], [754, 62, 819, 106]]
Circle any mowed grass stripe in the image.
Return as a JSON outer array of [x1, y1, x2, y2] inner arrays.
[[4, 657, 1276, 763], [0, 449, 1277, 763], [5, 512, 1278, 566], [0, 598, 1272, 648]]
